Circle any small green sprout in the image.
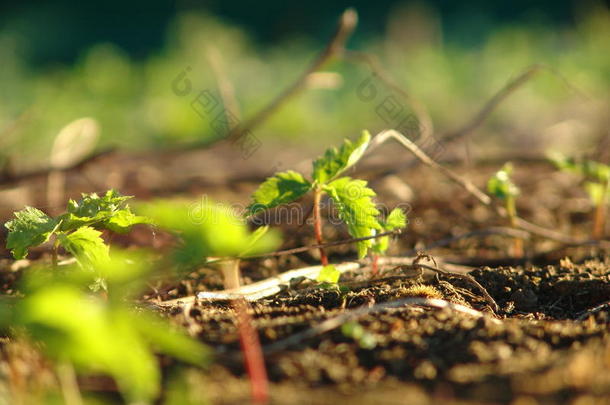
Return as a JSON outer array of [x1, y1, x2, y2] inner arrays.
[[316, 264, 342, 284], [487, 163, 523, 257], [247, 131, 405, 266], [549, 153, 610, 239], [0, 252, 207, 404], [4, 190, 151, 286], [341, 321, 377, 349], [138, 198, 280, 289]]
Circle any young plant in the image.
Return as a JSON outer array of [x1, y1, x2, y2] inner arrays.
[[247, 131, 385, 265], [138, 198, 281, 403], [4, 190, 150, 288], [138, 199, 280, 289], [549, 153, 610, 239], [487, 163, 523, 257], [0, 252, 208, 404]]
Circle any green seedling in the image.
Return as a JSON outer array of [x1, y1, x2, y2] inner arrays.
[[315, 264, 351, 293], [138, 199, 280, 289], [4, 190, 150, 289], [549, 153, 610, 239], [247, 131, 405, 268], [138, 198, 280, 403], [487, 163, 523, 257], [0, 251, 208, 404], [341, 321, 377, 349], [316, 264, 342, 284]]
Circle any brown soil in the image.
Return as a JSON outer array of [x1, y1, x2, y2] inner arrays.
[[0, 145, 609, 404]]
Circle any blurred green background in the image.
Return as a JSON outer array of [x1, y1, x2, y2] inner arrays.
[[1, 0, 609, 172]]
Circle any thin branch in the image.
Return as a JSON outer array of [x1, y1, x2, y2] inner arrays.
[[576, 301, 610, 321], [440, 64, 588, 146], [263, 297, 501, 354], [399, 262, 498, 312], [372, 129, 610, 249], [242, 229, 400, 259], [224, 9, 358, 142], [370, 130, 491, 205], [342, 50, 434, 140], [207, 46, 241, 121]]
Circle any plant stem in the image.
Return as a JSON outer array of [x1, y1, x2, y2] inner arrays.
[[313, 188, 328, 266], [233, 298, 269, 404], [52, 239, 59, 268], [371, 254, 379, 277], [592, 180, 608, 240], [506, 196, 523, 258], [56, 362, 83, 405], [221, 258, 241, 290]]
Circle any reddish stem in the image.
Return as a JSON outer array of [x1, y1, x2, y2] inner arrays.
[[233, 299, 269, 404], [313, 188, 329, 266], [371, 254, 380, 277]]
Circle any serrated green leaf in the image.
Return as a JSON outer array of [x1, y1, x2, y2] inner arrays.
[[373, 208, 408, 254], [104, 210, 151, 233], [60, 190, 148, 234], [57, 226, 109, 270], [316, 264, 341, 284], [384, 208, 407, 230], [247, 170, 311, 215], [67, 189, 131, 218], [312, 131, 371, 184], [325, 177, 381, 258], [487, 163, 519, 200], [62, 190, 131, 229], [5, 207, 59, 259]]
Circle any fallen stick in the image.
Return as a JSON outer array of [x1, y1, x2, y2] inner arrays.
[[156, 256, 473, 306]]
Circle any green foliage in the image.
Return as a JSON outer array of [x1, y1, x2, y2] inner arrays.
[[373, 208, 407, 254], [316, 264, 341, 284], [60, 189, 149, 232], [549, 153, 610, 183], [247, 132, 387, 258], [247, 171, 311, 215], [549, 153, 610, 206], [324, 177, 381, 258], [138, 199, 280, 266], [3, 255, 208, 404], [312, 131, 371, 184], [585, 182, 610, 206], [487, 163, 519, 200], [56, 226, 109, 271], [4, 190, 151, 287], [5, 207, 59, 259]]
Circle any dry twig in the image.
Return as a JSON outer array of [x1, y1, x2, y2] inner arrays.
[[371, 129, 610, 249]]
